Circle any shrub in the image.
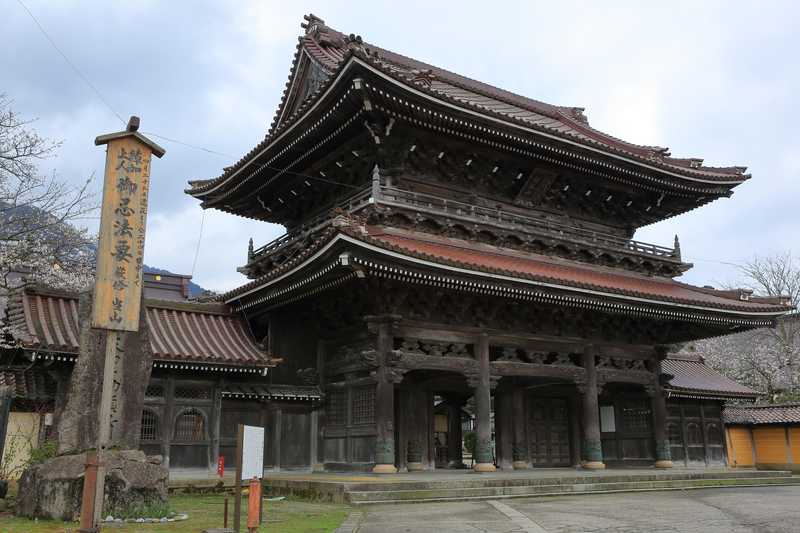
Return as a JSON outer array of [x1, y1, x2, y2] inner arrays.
[[27, 440, 57, 466]]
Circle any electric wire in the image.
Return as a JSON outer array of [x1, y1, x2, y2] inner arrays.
[[17, 0, 755, 275], [16, 0, 127, 127], [190, 209, 206, 278]]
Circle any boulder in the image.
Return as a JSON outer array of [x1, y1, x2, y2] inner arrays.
[[16, 450, 168, 521]]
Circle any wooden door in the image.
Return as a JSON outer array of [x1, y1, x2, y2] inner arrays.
[[727, 426, 754, 467], [527, 397, 571, 467]]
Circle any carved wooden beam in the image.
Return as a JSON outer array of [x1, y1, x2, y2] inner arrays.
[[513, 169, 558, 207]]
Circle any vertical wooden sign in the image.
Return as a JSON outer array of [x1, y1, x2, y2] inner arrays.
[[92, 118, 163, 331], [79, 117, 164, 532]]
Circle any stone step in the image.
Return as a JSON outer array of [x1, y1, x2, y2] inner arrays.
[[346, 475, 800, 505], [338, 469, 788, 493]]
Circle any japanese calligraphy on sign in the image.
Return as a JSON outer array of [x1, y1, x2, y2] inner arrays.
[[91, 136, 154, 331]]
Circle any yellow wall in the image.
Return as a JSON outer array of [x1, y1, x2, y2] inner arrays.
[[727, 426, 754, 467], [753, 427, 789, 465], [790, 427, 800, 463], [2, 413, 42, 479]]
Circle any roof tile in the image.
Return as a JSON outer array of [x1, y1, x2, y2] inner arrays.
[[7, 287, 275, 368]]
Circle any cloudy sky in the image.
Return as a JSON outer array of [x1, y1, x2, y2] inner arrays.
[[4, 1, 798, 292]]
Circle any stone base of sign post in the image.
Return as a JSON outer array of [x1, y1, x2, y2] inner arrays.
[[16, 450, 167, 521]]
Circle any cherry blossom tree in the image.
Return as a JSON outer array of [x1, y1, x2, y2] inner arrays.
[[1, 95, 97, 349], [684, 252, 800, 402], [0, 94, 96, 292]]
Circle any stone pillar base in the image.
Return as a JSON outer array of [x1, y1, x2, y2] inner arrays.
[[512, 461, 529, 470], [582, 461, 606, 470], [654, 460, 674, 469], [407, 462, 425, 471], [473, 462, 497, 473], [372, 464, 398, 474]]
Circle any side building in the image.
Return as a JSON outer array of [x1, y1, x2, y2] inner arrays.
[[0, 272, 321, 475]]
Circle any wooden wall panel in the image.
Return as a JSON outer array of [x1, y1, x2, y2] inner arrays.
[[790, 427, 800, 464], [726, 426, 754, 467], [753, 427, 788, 464]]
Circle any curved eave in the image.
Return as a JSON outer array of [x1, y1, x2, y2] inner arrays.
[[25, 348, 272, 371], [224, 232, 789, 325], [187, 54, 747, 208], [665, 388, 758, 401]]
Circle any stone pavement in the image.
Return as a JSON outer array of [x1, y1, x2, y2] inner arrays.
[[335, 485, 800, 532]]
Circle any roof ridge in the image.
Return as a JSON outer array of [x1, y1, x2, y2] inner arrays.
[[726, 403, 800, 409]]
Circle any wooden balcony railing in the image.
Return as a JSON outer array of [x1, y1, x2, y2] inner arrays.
[[247, 185, 679, 268]]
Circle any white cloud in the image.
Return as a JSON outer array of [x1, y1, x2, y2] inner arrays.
[[6, 0, 800, 294], [144, 204, 284, 293]]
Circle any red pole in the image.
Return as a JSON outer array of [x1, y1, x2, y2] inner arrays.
[[247, 477, 262, 532], [78, 450, 99, 532]]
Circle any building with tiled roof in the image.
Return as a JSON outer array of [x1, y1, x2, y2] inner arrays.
[[181, 14, 794, 473], [0, 273, 321, 472], [724, 404, 800, 472]]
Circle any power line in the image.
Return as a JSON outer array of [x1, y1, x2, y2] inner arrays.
[[190, 209, 206, 277], [17, 1, 364, 193], [142, 132, 236, 159], [16, 0, 127, 126]]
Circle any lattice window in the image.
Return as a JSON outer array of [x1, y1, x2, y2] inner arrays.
[[621, 400, 651, 433], [145, 384, 164, 399], [351, 387, 375, 425], [327, 390, 348, 426], [140, 409, 159, 441], [667, 422, 683, 444], [174, 408, 206, 441], [686, 422, 703, 445], [706, 423, 723, 445], [175, 386, 210, 400]]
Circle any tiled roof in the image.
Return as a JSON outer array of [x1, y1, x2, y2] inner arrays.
[[724, 404, 800, 425], [295, 19, 745, 180], [4, 286, 275, 368], [358, 228, 788, 314], [187, 15, 749, 197], [221, 383, 322, 401], [663, 354, 758, 400], [0, 366, 55, 400], [223, 224, 790, 324]]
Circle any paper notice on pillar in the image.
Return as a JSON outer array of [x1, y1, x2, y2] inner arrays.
[[241, 425, 265, 480]]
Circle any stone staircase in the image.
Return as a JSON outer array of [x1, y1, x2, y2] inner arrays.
[[343, 470, 800, 505]]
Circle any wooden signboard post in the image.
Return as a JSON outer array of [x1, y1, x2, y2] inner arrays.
[[78, 117, 164, 532], [233, 424, 265, 533]]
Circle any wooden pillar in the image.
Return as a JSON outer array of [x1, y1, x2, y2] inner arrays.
[[471, 333, 496, 472], [496, 387, 514, 470], [162, 376, 175, 469], [315, 341, 326, 472], [368, 316, 399, 474], [396, 387, 409, 472], [210, 380, 223, 473], [512, 386, 530, 469], [650, 358, 673, 468], [273, 406, 282, 472], [426, 390, 436, 470], [310, 408, 319, 472], [406, 387, 425, 471], [580, 346, 605, 469], [568, 392, 581, 467], [445, 396, 466, 468]]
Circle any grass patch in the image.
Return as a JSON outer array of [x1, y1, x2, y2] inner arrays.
[[0, 493, 349, 533]]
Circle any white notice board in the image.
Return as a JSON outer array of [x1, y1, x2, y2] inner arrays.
[[241, 425, 265, 480]]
